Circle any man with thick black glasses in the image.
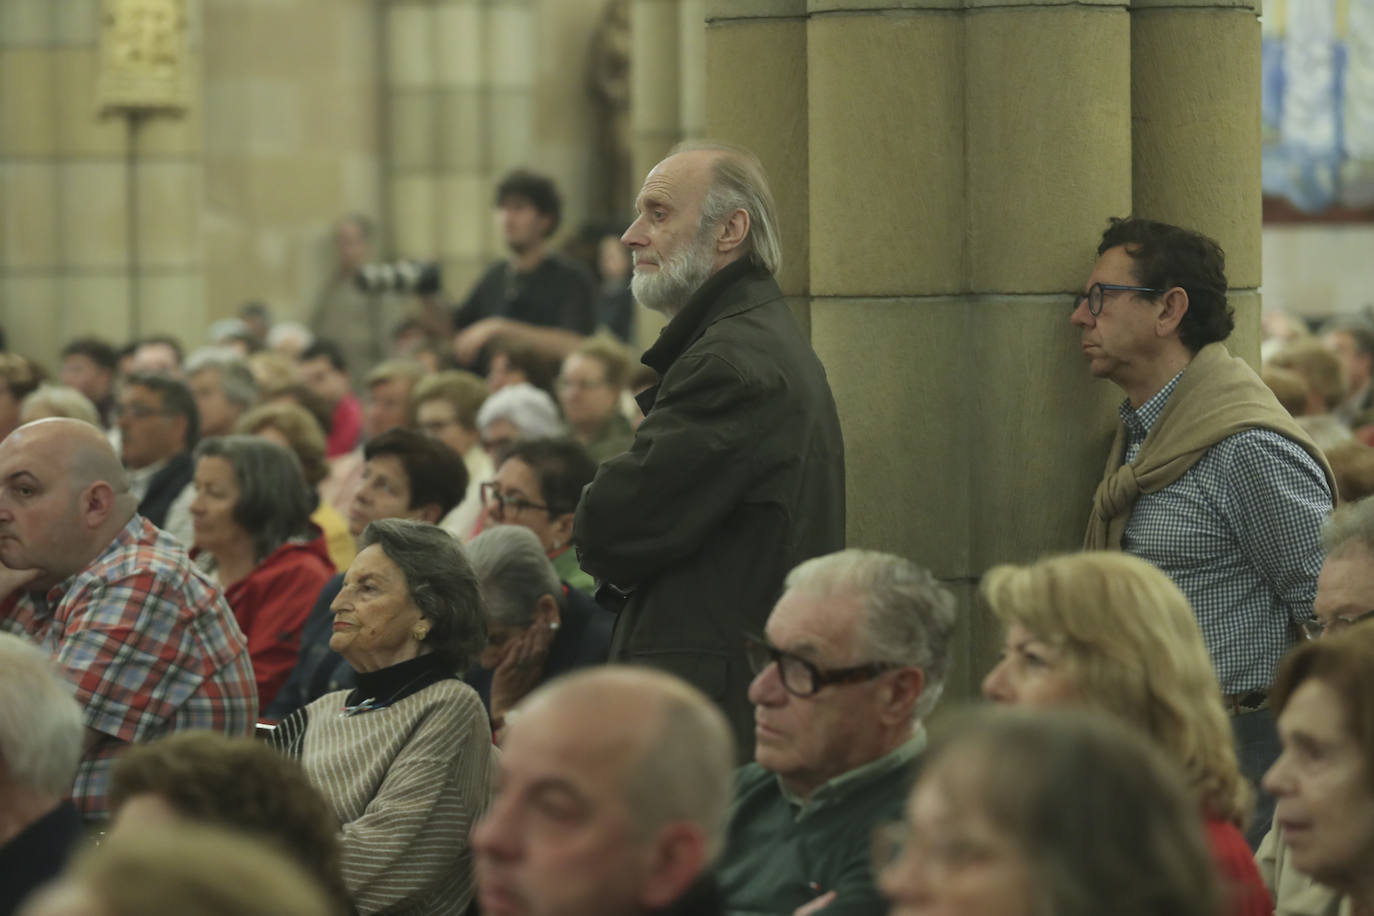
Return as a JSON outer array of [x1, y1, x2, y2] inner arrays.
[[716, 550, 955, 916], [1076, 217, 1336, 847]]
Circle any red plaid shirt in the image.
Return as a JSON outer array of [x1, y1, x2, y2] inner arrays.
[[0, 516, 257, 819]]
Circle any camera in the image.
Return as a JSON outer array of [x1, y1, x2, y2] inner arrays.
[[354, 260, 442, 296]]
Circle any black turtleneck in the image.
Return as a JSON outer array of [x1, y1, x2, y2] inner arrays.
[[344, 652, 454, 710]]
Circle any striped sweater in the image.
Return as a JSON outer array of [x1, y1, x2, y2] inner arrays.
[[277, 679, 495, 916]]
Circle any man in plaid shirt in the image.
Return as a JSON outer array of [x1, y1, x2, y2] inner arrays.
[[0, 418, 256, 820]]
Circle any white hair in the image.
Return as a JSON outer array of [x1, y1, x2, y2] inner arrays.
[[784, 550, 957, 722], [466, 525, 564, 627], [476, 383, 565, 440], [186, 347, 259, 410], [20, 385, 100, 426], [0, 633, 84, 797], [267, 322, 313, 351]]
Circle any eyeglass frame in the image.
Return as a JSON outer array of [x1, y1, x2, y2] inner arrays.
[[1073, 282, 1169, 317], [743, 634, 899, 698], [1300, 609, 1374, 640], [480, 480, 557, 518]]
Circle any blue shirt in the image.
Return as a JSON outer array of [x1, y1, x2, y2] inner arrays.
[[1120, 372, 1332, 693]]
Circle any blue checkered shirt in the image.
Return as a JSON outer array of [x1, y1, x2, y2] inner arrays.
[[1120, 372, 1332, 694]]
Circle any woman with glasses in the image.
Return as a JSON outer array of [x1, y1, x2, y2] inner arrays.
[[480, 437, 597, 592], [878, 707, 1220, 916], [556, 337, 635, 463], [980, 551, 1270, 916]]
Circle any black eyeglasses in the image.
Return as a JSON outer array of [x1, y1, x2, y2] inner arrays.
[[1073, 282, 1167, 317], [480, 481, 554, 517], [744, 635, 898, 698], [1301, 609, 1374, 640]]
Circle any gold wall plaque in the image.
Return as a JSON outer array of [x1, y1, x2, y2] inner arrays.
[[96, 0, 190, 115]]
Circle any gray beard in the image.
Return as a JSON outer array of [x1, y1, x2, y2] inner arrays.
[[631, 234, 718, 316]]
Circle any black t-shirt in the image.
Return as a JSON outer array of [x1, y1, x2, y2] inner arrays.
[[452, 253, 598, 335]]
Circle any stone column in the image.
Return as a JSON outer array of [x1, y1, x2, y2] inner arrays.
[[704, 1, 809, 329], [706, 0, 1135, 699], [1131, 0, 1263, 362], [629, 0, 683, 195], [0, 0, 205, 364]]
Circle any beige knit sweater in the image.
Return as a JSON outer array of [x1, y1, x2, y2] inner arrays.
[[299, 680, 495, 916]]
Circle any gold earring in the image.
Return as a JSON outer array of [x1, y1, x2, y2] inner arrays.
[[412, 625, 430, 641]]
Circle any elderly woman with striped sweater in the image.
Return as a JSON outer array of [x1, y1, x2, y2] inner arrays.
[[272, 519, 494, 916]]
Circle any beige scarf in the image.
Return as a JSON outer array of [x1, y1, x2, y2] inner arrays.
[[1084, 342, 1337, 550]]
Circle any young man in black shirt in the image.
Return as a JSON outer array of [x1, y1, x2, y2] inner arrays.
[[452, 171, 598, 371]]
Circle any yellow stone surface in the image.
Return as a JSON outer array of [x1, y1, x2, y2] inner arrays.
[[707, 18, 809, 297], [435, 2, 483, 88], [0, 50, 57, 156], [1, 163, 58, 270], [388, 91, 436, 172], [2, 276, 60, 364], [387, 2, 435, 89], [1131, 9, 1262, 289], [61, 162, 129, 270], [136, 161, 201, 269], [66, 274, 134, 342], [391, 174, 438, 260], [966, 6, 1131, 293], [808, 12, 964, 297]]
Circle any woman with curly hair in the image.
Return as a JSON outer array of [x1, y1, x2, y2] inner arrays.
[[980, 551, 1269, 916]]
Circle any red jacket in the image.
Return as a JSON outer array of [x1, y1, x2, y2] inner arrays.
[[1205, 816, 1272, 916], [224, 537, 335, 708]]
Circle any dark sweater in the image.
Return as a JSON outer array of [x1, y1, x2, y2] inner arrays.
[[717, 734, 924, 916]]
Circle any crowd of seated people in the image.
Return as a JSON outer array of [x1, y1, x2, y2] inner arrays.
[[6, 172, 1374, 916]]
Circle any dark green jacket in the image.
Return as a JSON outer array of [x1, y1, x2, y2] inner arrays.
[[573, 260, 846, 757], [717, 734, 925, 916]]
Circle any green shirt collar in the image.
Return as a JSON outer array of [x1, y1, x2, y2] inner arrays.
[[778, 726, 926, 821]]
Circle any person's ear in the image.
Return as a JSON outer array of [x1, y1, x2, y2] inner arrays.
[[81, 482, 116, 529], [879, 667, 926, 727], [532, 593, 561, 630], [715, 208, 750, 256], [1156, 287, 1190, 338], [550, 511, 575, 547], [637, 822, 709, 911]]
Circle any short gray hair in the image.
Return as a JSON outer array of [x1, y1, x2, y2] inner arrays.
[[784, 550, 957, 721], [192, 436, 313, 562], [476, 383, 565, 440], [465, 526, 564, 628], [186, 348, 259, 410], [1322, 497, 1374, 558], [21, 385, 99, 426], [0, 633, 84, 797], [672, 139, 782, 276], [358, 519, 486, 670]]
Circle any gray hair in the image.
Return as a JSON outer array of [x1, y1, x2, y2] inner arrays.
[[186, 348, 260, 410], [193, 436, 313, 562], [358, 519, 486, 671], [1322, 497, 1374, 558], [475, 383, 565, 440], [0, 633, 84, 797], [267, 322, 314, 352], [672, 139, 782, 276], [784, 550, 957, 721], [465, 526, 564, 628], [20, 385, 99, 426]]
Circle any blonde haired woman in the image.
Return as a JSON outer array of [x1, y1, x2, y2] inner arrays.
[[981, 551, 1269, 916]]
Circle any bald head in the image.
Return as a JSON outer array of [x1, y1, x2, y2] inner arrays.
[[12, 419, 131, 500], [516, 668, 736, 858], [0, 419, 138, 579]]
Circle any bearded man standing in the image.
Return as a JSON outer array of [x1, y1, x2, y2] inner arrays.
[[573, 142, 846, 758]]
